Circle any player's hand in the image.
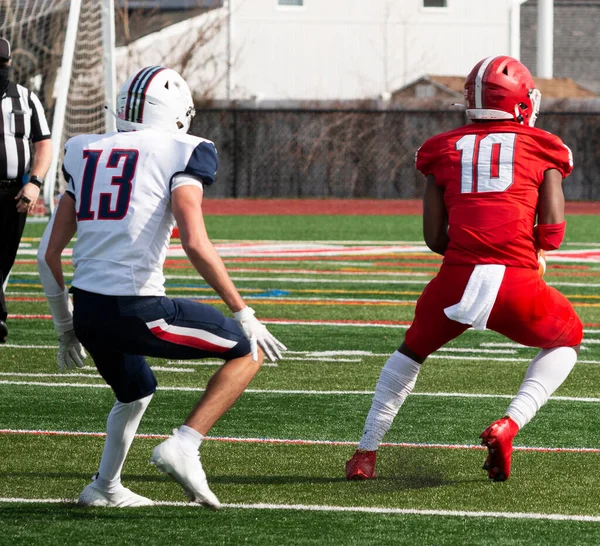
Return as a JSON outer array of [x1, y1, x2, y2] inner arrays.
[[233, 306, 287, 362], [15, 183, 41, 214], [57, 329, 87, 372]]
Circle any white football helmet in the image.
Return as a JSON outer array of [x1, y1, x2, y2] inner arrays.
[[115, 66, 195, 133]]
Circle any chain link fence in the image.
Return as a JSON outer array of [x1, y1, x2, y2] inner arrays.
[[191, 107, 600, 201]]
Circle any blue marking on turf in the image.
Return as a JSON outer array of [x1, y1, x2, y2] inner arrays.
[[165, 283, 211, 288], [247, 289, 290, 298], [8, 278, 40, 284]]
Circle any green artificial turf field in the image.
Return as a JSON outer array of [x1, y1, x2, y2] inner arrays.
[[0, 213, 599, 545]]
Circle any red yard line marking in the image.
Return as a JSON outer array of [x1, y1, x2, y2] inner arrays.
[[372, 262, 441, 268], [201, 199, 424, 215], [552, 265, 592, 270], [196, 199, 599, 216], [1, 428, 599, 454], [548, 271, 600, 277], [226, 267, 433, 275], [166, 255, 441, 264]]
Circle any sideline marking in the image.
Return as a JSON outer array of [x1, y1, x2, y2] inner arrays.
[[2, 429, 600, 456], [2, 380, 600, 402], [1, 496, 600, 522]]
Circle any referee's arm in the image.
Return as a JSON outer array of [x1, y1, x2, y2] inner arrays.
[[30, 139, 52, 181], [15, 90, 52, 213]]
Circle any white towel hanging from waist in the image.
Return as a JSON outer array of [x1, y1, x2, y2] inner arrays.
[[443, 264, 506, 331]]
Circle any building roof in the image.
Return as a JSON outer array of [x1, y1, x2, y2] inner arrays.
[[116, 0, 222, 8], [115, 0, 223, 45], [393, 74, 597, 100]]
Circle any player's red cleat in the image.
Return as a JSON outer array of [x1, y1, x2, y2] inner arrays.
[[480, 416, 520, 482], [345, 449, 377, 480]]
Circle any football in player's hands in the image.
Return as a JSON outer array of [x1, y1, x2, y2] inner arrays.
[[538, 249, 547, 277]]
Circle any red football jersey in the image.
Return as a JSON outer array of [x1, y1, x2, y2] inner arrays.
[[416, 121, 572, 268]]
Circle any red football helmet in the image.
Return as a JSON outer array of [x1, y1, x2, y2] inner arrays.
[[464, 56, 541, 127]]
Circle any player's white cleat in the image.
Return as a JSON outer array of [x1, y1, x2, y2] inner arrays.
[[77, 476, 154, 507], [150, 429, 221, 510]]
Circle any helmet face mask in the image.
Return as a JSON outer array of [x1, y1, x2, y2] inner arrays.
[[116, 66, 195, 134], [464, 56, 541, 127]]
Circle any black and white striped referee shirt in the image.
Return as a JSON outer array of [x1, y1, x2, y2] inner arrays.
[[0, 81, 51, 181]]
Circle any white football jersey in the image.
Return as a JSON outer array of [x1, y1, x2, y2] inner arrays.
[[62, 129, 218, 296]]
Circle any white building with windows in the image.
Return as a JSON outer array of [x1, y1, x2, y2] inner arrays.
[[117, 0, 526, 101]]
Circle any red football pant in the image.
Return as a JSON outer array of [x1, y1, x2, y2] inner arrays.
[[404, 265, 583, 360]]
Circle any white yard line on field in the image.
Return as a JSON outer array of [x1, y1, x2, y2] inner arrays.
[[1, 496, 600, 522], [18, 237, 600, 246], [3, 428, 600, 456], [166, 360, 279, 367], [2, 380, 600, 402], [436, 348, 517, 354], [0, 344, 59, 349], [283, 357, 363, 362], [2, 343, 599, 361], [0, 367, 194, 377], [9, 270, 600, 288]]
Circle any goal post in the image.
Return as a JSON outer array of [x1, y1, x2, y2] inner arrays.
[[44, 0, 117, 213], [43, 0, 81, 213]]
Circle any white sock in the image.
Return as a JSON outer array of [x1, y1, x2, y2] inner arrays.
[[358, 351, 421, 451], [506, 347, 577, 429], [96, 393, 153, 493], [176, 425, 203, 455]]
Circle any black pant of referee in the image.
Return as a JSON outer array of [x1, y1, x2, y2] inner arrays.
[[0, 38, 53, 342], [0, 180, 27, 340]]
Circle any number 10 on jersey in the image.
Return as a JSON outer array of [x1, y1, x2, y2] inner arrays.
[[456, 133, 517, 194]]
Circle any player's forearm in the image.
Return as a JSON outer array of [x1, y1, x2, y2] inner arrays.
[[37, 245, 73, 334], [185, 242, 246, 313], [37, 209, 67, 295], [36, 195, 78, 334], [425, 235, 449, 256], [43, 252, 66, 291]]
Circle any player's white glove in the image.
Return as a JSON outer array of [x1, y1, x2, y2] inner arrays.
[[57, 329, 87, 372], [233, 306, 287, 362]]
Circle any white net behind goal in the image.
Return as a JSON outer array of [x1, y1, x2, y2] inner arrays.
[[62, 0, 107, 150], [0, 0, 69, 123], [1, 0, 113, 212]]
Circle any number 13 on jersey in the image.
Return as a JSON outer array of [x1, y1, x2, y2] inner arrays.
[[456, 133, 516, 194], [76, 148, 139, 221]]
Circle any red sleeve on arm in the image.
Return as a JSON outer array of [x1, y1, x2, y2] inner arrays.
[[416, 137, 443, 184], [534, 133, 573, 182], [535, 221, 567, 251]]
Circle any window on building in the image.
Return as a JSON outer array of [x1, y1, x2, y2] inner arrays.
[[423, 0, 447, 7], [416, 84, 436, 99], [278, 0, 303, 6]]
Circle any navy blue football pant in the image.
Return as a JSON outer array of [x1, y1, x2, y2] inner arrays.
[[72, 288, 251, 403]]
